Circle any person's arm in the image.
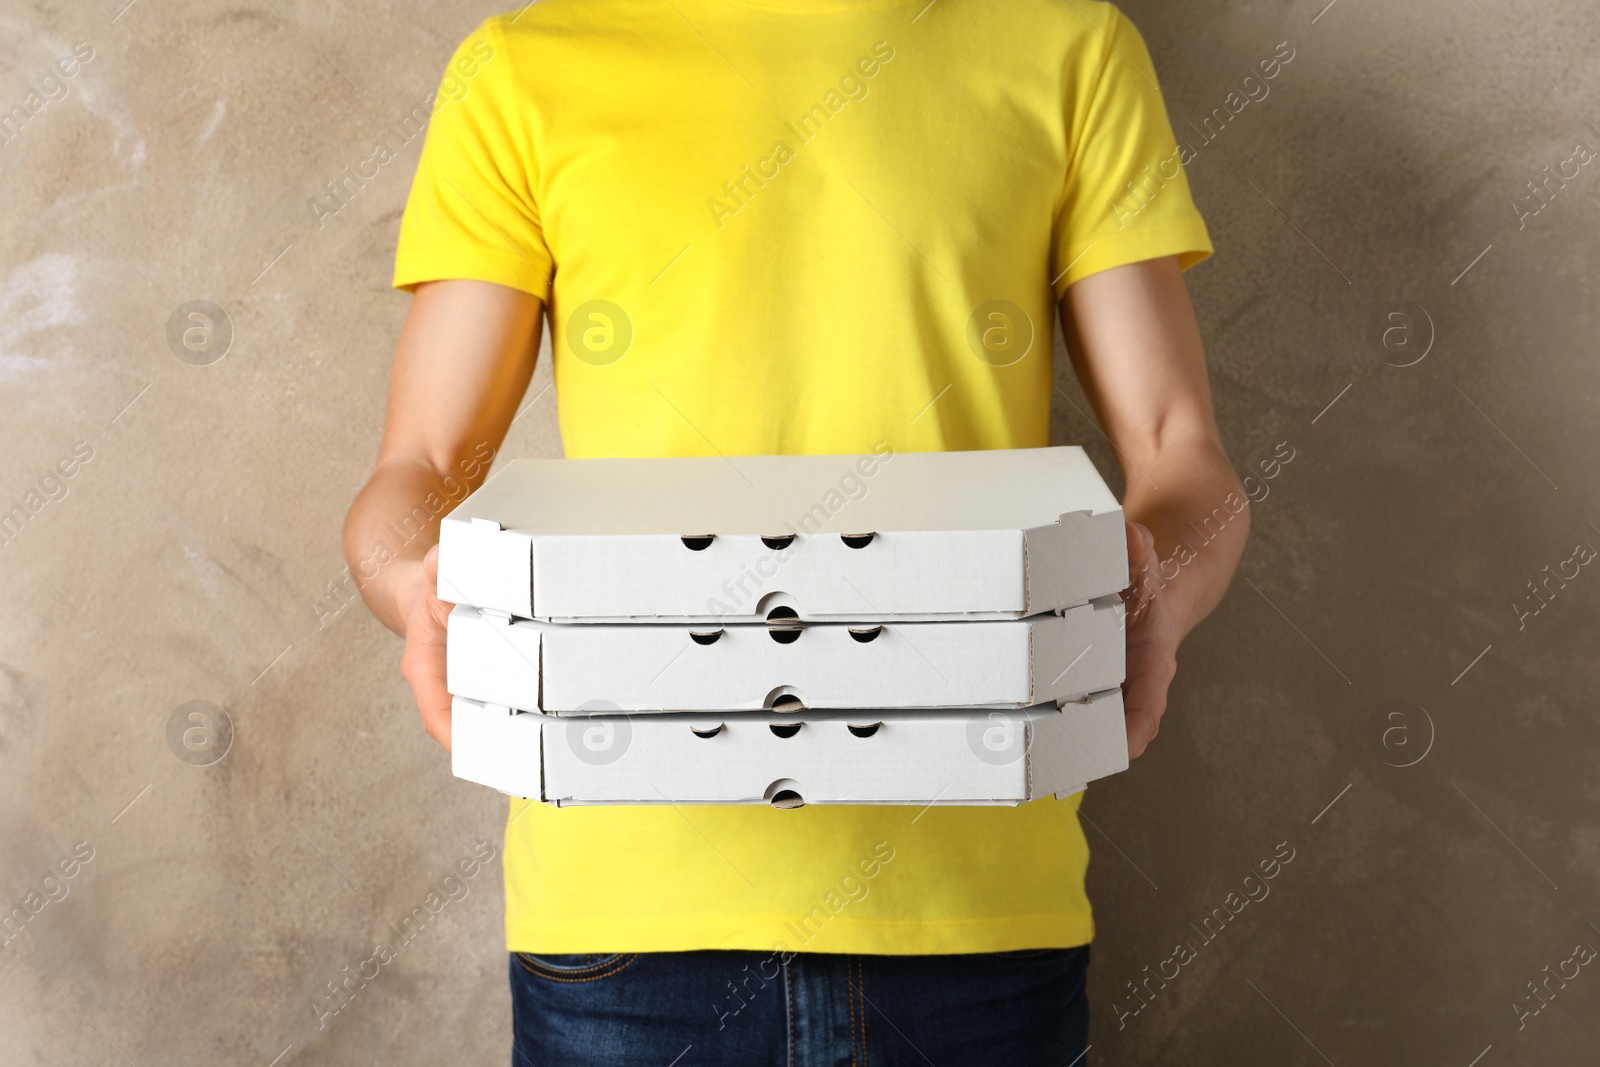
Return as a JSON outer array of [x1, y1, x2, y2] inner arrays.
[[1059, 255, 1248, 758], [343, 279, 543, 750]]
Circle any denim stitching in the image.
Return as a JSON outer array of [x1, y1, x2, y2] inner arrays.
[[515, 952, 623, 973], [785, 958, 796, 1067], [857, 956, 869, 1067], [514, 952, 640, 983], [514, 952, 623, 975], [515, 957, 637, 984], [846, 955, 859, 1067]]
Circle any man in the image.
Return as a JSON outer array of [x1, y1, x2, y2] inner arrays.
[[345, 0, 1248, 1062]]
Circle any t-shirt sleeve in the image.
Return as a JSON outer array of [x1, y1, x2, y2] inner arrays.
[[393, 17, 553, 300], [1050, 6, 1212, 296]]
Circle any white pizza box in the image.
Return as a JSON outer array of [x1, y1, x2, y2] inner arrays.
[[446, 597, 1125, 713], [450, 690, 1130, 807], [436, 446, 1126, 623]]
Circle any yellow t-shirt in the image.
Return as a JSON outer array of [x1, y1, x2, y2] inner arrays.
[[395, 0, 1210, 955]]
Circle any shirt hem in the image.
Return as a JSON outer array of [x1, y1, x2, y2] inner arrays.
[[505, 913, 1095, 956], [704, 0, 918, 12], [1054, 221, 1214, 296], [394, 246, 553, 302]]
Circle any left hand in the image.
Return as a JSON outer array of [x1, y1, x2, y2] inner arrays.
[[1121, 521, 1184, 758]]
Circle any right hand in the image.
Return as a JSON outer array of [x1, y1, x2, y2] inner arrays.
[[1120, 521, 1181, 759], [398, 544, 455, 751]]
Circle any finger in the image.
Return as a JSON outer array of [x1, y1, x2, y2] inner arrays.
[[1122, 668, 1169, 759], [401, 597, 455, 753], [1125, 706, 1160, 759], [400, 649, 452, 747], [405, 651, 454, 752], [424, 584, 455, 631], [1125, 520, 1155, 567], [1121, 521, 1159, 620]]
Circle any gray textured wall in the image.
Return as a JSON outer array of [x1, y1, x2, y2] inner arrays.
[[2, 1, 1596, 1064]]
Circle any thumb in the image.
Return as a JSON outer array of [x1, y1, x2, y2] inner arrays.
[[1126, 520, 1155, 559]]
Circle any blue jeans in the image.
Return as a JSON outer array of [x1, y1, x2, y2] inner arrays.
[[509, 947, 1089, 1066]]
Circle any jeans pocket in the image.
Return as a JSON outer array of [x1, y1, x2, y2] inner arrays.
[[513, 952, 641, 983]]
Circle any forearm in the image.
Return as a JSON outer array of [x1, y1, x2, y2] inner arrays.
[[1120, 433, 1249, 639], [344, 281, 542, 635], [1058, 257, 1247, 639], [342, 459, 460, 634]]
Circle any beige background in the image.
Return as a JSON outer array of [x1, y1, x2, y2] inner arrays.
[[2, 0, 1598, 1063]]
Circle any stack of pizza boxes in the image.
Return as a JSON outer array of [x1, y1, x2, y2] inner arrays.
[[440, 446, 1131, 808]]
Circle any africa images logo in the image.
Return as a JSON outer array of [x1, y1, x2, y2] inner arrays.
[[565, 300, 633, 366]]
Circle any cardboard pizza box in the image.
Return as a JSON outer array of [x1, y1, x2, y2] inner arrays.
[[450, 689, 1130, 807], [446, 597, 1125, 713], [437, 447, 1126, 622]]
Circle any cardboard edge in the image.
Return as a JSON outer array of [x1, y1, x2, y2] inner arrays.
[[1026, 689, 1129, 798], [1021, 508, 1128, 611], [437, 517, 535, 617], [1026, 597, 1127, 706], [451, 697, 541, 800], [446, 606, 544, 712]]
